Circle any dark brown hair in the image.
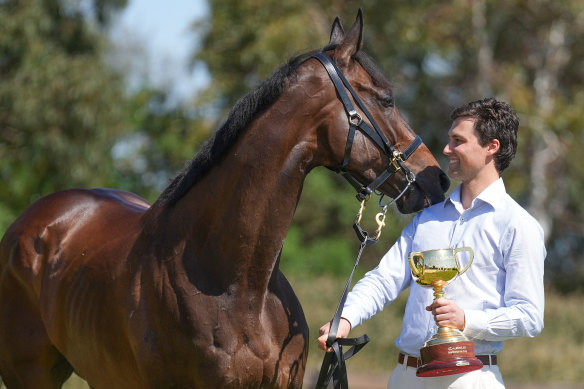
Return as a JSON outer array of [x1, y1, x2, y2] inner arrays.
[[450, 97, 519, 173]]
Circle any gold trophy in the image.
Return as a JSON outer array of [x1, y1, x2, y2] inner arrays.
[[408, 248, 483, 377]]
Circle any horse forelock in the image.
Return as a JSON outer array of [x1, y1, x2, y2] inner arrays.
[[321, 43, 392, 91], [354, 51, 392, 89]]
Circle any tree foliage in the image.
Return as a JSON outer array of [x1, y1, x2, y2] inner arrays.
[[0, 0, 215, 235], [112, 88, 213, 202], [0, 0, 128, 231]]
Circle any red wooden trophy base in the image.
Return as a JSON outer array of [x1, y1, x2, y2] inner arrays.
[[417, 340, 483, 377]]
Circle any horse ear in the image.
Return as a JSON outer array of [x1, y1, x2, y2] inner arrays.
[[329, 16, 345, 46], [336, 9, 364, 66]]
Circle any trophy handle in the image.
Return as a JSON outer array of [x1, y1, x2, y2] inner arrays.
[[454, 247, 474, 276], [408, 252, 425, 277]]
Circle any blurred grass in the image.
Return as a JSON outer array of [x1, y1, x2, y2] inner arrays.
[[49, 278, 584, 388]]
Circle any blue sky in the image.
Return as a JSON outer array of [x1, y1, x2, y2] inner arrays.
[[109, 0, 210, 103]]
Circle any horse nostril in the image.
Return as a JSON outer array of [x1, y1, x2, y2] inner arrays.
[[440, 171, 450, 193]]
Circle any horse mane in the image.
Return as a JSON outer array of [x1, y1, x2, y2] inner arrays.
[[154, 46, 385, 207]]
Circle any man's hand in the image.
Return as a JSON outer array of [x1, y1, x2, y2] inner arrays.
[[426, 298, 466, 330], [317, 318, 352, 352]]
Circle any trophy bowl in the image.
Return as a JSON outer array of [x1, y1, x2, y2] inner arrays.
[[408, 247, 483, 377]]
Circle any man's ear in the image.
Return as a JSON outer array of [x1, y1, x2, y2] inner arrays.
[[487, 139, 500, 155]]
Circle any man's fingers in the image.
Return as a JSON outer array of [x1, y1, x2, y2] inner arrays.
[[317, 333, 333, 352]]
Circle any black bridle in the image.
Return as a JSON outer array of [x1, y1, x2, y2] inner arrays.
[[312, 52, 422, 203], [311, 52, 424, 389]]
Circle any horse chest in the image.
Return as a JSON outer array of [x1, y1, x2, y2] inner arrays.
[[129, 288, 305, 387], [132, 325, 283, 387]]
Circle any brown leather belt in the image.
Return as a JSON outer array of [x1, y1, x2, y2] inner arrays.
[[398, 352, 497, 368]]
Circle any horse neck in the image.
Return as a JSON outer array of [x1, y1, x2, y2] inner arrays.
[[155, 94, 323, 304]]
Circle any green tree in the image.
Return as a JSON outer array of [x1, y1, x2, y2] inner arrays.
[[193, 0, 327, 113], [0, 0, 128, 232], [112, 88, 213, 202]]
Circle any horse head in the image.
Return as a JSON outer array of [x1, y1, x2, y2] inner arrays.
[[306, 10, 449, 213]]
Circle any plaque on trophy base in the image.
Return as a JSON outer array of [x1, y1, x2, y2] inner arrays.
[[417, 331, 483, 377]]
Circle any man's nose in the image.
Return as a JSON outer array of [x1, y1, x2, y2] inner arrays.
[[443, 142, 451, 155]]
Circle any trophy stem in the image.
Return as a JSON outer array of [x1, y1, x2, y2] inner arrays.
[[432, 280, 447, 300]]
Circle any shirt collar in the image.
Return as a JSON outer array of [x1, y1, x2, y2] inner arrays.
[[444, 178, 507, 212]]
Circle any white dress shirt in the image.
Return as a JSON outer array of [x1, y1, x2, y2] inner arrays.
[[341, 178, 546, 356]]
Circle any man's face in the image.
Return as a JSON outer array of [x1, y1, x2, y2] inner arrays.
[[443, 117, 492, 183]]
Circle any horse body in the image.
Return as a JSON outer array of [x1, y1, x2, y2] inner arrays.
[[0, 11, 449, 388]]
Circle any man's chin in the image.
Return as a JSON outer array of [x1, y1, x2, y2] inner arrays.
[[447, 169, 460, 181]]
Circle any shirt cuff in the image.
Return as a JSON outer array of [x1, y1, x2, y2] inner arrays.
[[463, 309, 489, 340], [340, 306, 361, 329]]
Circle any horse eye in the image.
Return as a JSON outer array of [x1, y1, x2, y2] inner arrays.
[[380, 95, 394, 108]]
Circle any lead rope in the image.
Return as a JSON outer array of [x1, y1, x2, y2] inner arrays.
[[314, 198, 388, 389]]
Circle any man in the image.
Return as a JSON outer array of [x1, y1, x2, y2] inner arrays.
[[318, 98, 545, 388]]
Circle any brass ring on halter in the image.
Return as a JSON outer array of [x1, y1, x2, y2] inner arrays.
[[349, 111, 363, 126]]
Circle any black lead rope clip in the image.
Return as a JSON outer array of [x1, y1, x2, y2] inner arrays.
[[353, 222, 378, 246]]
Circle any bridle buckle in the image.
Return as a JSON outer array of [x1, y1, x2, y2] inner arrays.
[[389, 150, 405, 172]]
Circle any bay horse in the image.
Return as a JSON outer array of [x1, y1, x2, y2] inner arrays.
[[0, 11, 449, 389]]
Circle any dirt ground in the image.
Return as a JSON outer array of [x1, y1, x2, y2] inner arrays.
[[302, 370, 584, 389]]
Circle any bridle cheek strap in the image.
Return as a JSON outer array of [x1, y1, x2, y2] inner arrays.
[[342, 135, 421, 202], [311, 52, 422, 202]]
